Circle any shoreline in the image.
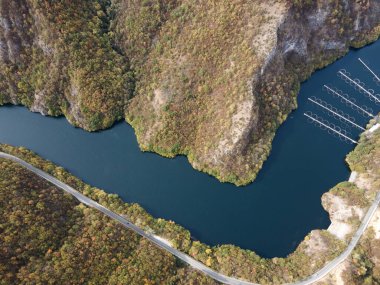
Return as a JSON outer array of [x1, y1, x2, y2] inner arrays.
[[1, 149, 379, 285], [3, 117, 379, 284]]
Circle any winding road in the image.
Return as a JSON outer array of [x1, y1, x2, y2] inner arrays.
[[1, 151, 379, 285]]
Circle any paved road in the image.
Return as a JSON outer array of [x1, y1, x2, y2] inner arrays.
[[1, 151, 379, 285], [292, 191, 380, 285]]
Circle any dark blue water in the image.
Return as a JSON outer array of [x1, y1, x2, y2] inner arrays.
[[1, 40, 379, 258]]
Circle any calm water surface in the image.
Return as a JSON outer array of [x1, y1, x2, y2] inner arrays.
[[1, 40, 379, 258]]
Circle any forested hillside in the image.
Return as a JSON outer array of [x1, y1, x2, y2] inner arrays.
[[0, 0, 134, 130], [0, 157, 216, 285], [1, 119, 380, 285], [1, 0, 379, 185]]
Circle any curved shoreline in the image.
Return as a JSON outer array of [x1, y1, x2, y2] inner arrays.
[[1, 150, 379, 285]]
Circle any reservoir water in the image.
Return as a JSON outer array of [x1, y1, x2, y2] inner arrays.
[[1, 40, 379, 258]]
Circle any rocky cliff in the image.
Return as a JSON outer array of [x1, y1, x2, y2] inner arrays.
[[1, 0, 379, 185], [0, 0, 134, 130]]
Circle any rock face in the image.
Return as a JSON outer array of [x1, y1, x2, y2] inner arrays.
[[125, 0, 380, 185], [315, 124, 380, 285], [1, 0, 380, 185], [0, 0, 133, 130]]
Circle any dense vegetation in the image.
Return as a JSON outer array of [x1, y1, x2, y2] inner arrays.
[[124, 0, 380, 185], [347, 123, 380, 181], [125, 0, 287, 184], [2, 122, 379, 284], [0, 157, 216, 285], [0, 0, 134, 130], [1, 0, 379, 185], [0, 1, 379, 283], [4, 143, 375, 284], [1, 128, 379, 284], [340, 121, 380, 285], [343, 228, 380, 285]]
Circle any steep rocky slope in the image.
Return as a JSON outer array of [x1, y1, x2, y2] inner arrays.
[[124, 0, 380, 185], [0, 0, 134, 130], [1, 0, 379, 185]]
